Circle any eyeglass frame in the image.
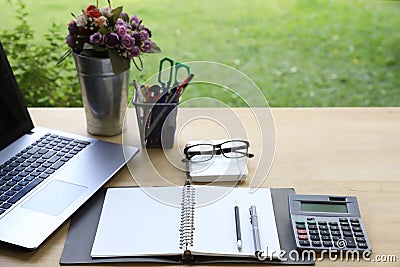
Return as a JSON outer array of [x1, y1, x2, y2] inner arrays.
[[183, 139, 254, 162]]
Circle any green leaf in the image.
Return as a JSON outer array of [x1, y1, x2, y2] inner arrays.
[[92, 45, 107, 52], [108, 49, 130, 74], [111, 6, 123, 24], [149, 42, 161, 53], [98, 27, 108, 35], [83, 43, 94, 50]]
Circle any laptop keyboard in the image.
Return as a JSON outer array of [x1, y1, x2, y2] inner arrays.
[[0, 133, 90, 215]]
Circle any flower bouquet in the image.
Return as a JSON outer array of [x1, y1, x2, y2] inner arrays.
[[58, 0, 160, 73]]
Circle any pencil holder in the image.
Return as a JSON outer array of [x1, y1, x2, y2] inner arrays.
[[132, 90, 178, 148]]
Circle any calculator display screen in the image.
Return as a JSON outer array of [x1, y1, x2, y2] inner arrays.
[[300, 202, 348, 213]]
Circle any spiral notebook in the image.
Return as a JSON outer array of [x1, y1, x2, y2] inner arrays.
[[90, 185, 281, 260]]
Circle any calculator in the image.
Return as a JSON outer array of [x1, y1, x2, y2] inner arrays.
[[288, 194, 371, 252]]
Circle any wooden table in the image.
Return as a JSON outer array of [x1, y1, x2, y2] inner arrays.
[[0, 107, 399, 266]]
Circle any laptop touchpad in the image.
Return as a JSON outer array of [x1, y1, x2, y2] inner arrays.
[[22, 180, 87, 216]]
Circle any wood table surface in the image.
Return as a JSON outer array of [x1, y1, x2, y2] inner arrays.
[[0, 107, 399, 266]]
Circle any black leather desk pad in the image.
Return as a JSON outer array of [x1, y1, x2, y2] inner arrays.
[[60, 187, 315, 265]]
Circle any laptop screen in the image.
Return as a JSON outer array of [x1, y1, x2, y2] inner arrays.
[[0, 42, 34, 150]]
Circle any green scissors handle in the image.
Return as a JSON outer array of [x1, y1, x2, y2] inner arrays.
[[158, 57, 191, 89], [173, 62, 190, 87], [158, 57, 174, 89]]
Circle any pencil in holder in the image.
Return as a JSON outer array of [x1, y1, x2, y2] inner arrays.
[[132, 90, 178, 148]]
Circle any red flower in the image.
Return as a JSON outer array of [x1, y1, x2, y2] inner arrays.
[[86, 5, 101, 18]]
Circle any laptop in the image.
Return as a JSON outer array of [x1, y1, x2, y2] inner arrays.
[[0, 42, 139, 250]]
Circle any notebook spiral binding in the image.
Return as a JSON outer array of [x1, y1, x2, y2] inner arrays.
[[179, 183, 195, 251]]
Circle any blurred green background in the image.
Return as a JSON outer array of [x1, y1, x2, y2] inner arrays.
[[1, 0, 399, 107]]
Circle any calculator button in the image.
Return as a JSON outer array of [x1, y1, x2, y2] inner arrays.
[[307, 217, 315, 221], [343, 231, 353, 237], [351, 222, 361, 227], [340, 221, 350, 226], [308, 225, 318, 230], [296, 224, 306, 229], [344, 238, 357, 248], [295, 220, 305, 225], [341, 226, 351, 231], [357, 242, 368, 249], [320, 230, 330, 236], [319, 225, 328, 230], [352, 226, 362, 232], [356, 237, 366, 243], [297, 229, 307, 235], [350, 218, 359, 223], [331, 231, 341, 236], [321, 236, 331, 241], [329, 221, 338, 226], [330, 225, 339, 231], [318, 221, 327, 225], [299, 240, 310, 246], [354, 232, 364, 237], [310, 235, 320, 241], [323, 241, 333, 247], [307, 221, 317, 225], [339, 218, 348, 222], [309, 230, 319, 235], [332, 236, 341, 241], [298, 235, 308, 240], [312, 241, 322, 247]]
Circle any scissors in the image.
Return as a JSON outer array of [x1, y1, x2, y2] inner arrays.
[[157, 57, 191, 92]]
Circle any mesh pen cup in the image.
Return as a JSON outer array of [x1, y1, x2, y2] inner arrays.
[[132, 91, 178, 148]]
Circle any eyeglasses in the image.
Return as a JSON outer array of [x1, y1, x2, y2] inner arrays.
[[184, 140, 254, 163]]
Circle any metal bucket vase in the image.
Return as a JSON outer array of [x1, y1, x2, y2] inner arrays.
[[72, 52, 129, 136]]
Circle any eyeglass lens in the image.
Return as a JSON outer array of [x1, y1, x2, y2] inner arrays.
[[220, 140, 248, 158], [186, 144, 214, 162]]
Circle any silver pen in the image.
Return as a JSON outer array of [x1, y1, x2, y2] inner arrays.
[[249, 205, 262, 255]]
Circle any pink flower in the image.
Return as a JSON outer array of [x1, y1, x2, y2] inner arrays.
[[139, 30, 149, 41], [90, 32, 103, 45], [101, 6, 113, 18], [130, 15, 141, 27], [121, 34, 135, 50], [75, 12, 88, 27], [116, 25, 127, 36], [94, 16, 108, 27], [115, 18, 125, 26], [104, 32, 119, 48], [129, 46, 141, 58], [142, 40, 153, 53]]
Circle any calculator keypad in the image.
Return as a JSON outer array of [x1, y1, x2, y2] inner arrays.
[[293, 217, 370, 251]]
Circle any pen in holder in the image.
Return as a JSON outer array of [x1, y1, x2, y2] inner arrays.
[[133, 73, 194, 149], [132, 88, 178, 148]]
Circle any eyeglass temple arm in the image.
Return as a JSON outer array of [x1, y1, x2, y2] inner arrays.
[[185, 150, 214, 160], [218, 146, 254, 158]]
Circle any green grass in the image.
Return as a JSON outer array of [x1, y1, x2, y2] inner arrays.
[[2, 0, 400, 107]]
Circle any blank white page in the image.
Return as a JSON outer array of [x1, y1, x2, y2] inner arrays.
[[191, 187, 281, 258], [91, 187, 182, 257]]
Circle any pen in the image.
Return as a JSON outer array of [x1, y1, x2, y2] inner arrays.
[[249, 205, 262, 256], [166, 73, 194, 103], [133, 79, 139, 92], [145, 74, 194, 139], [234, 205, 242, 250]]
